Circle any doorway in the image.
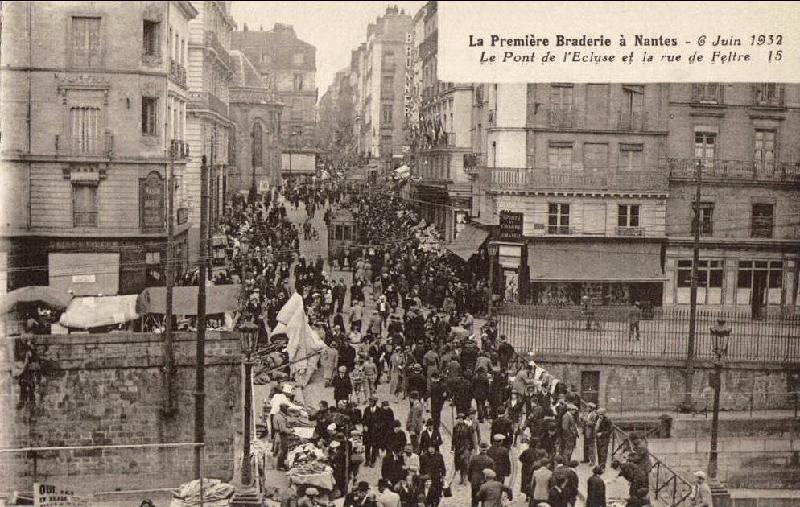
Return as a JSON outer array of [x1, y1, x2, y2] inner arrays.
[[581, 371, 601, 406]]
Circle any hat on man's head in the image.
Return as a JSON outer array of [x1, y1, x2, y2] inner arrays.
[[483, 468, 496, 478], [305, 488, 319, 496], [282, 384, 294, 395], [357, 481, 370, 492], [329, 440, 340, 448], [493, 434, 506, 441], [694, 471, 707, 479]]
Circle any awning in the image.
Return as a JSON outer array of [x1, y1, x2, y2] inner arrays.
[[59, 295, 139, 329], [136, 284, 241, 315], [0, 286, 73, 314], [529, 242, 665, 282], [446, 224, 489, 261]]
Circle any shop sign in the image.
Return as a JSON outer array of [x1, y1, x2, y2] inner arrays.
[[498, 211, 523, 242], [34, 482, 86, 506]]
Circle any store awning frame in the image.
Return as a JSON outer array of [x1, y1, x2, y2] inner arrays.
[[446, 224, 490, 261], [528, 241, 666, 282]]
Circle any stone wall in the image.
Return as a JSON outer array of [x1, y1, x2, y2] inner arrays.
[[0, 331, 242, 496], [535, 354, 799, 413]]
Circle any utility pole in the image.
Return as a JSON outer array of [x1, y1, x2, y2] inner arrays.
[[684, 158, 703, 409], [208, 128, 216, 282], [194, 155, 209, 479], [163, 141, 176, 416]]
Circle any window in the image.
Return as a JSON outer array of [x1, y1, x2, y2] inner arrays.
[[547, 203, 570, 234], [252, 122, 263, 168], [692, 83, 724, 104], [72, 17, 101, 67], [619, 144, 643, 171], [292, 52, 305, 66], [736, 260, 783, 305], [70, 107, 100, 154], [142, 97, 158, 136], [694, 131, 716, 170], [142, 20, 160, 56], [621, 85, 644, 129], [548, 144, 573, 172], [754, 130, 776, 171], [382, 105, 393, 123], [583, 143, 608, 172], [145, 251, 162, 284], [754, 83, 783, 107], [751, 203, 774, 238], [294, 73, 304, 91], [382, 75, 394, 89], [551, 85, 573, 110], [291, 99, 303, 121], [676, 259, 724, 304], [618, 204, 640, 227], [691, 201, 714, 236], [72, 184, 98, 227]]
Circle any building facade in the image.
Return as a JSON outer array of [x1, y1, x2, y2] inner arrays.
[[0, 1, 197, 295], [360, 6, 412, 166], [471, 83, 671, 306], [184, 0, 236, 262], [228, 50, 283, 196], [231, 23, 318, 178], [411, 1, 474, 242], [663, 83, 800, 315]]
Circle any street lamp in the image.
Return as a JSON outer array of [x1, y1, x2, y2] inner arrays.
[[708, 317, 730, 480], [239, 320, 260, 486], [487, 243, 498, 318]]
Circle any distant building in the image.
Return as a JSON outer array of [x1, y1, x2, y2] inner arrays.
[[663, 83, 800, 315], [228, 50, 283, 196], [231, 23, 318, 179], [0, 1, 197, 295], [411, 1, 474, 242], [361, 6, 412, 166]]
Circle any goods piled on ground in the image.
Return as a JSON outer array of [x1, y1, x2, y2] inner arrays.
[[168, 479, 234, 507]]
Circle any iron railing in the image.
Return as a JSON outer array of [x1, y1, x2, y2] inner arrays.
[[618, 110, 648, 131], [691, 83, 725, 104], [497, 306, 800, 363], [56, 132, 113, 157], [752, 84, 785, 107], [664, 157, 800, 184], [548, 107, 576, 128], [169, 59, 187, 88], [188, 91, 229, 117], [487, 166, 669, 192]]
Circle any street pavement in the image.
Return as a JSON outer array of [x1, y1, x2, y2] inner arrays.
[[253, 198, 632, 507]]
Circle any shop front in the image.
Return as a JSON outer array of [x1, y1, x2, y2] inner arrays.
[[527, 240, 666, 307]]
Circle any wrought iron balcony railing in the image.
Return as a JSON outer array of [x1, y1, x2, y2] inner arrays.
[[56, 132, 114, 157], [169, 59, 187, 88], [665, 158, 800, 184], [486, 167, 669, 192]]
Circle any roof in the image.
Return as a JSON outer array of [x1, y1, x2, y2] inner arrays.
[[528, 241, 665, 282], [229, 50, 265, 88], [0, 286, 72, 314]]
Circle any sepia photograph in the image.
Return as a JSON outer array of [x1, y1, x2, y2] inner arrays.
[[0, 2, 798, 507]]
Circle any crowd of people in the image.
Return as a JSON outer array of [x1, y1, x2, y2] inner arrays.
[[262, 186, 665, 507]]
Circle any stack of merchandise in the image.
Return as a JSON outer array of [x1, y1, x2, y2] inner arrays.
[[284, 412, 335, 491], [168, 479, 235, 507]]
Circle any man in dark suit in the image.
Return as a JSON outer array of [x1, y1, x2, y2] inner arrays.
[[419, 419, 443, 452], [378, 401, 396, 454], [586, 465, 607, 507], [361, 396, 381, 466], [428, 373, 448, 428], [419, 445, 446, 504], [468, 443, 495, 507]]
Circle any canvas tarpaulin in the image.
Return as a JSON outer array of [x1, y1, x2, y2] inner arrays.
[[59, 295, 139, 329], [282, 295, 325, 386], [136, 285, 241, 315], [446, 224, 489, 261]]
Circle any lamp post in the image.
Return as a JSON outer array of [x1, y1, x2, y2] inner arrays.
[[487, 243, 498, 318], [239, 320, 260, 486], [708, 317, 730, 479]]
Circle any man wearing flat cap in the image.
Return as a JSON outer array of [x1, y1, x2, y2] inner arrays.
[[691, 471, 712, 507], [487, 434, 511, 485], [561, 404, 580, 463]]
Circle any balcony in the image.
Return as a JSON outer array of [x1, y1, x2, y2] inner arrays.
[[691, 83, 725, 105], [548, 107, 576, 128], [419, 29, 438, 60], [188, 91, 229, 117], [486, 167, 669, 193], [617, 110, 647, 131], [752, 84, 785, 108], [665, 158, 800, 185], [204, 30, 233, 70], [169, 59, 187, 88], [169, 139, 190, 160], [616, 226, 646, 237], [55, 131, 113, 158]]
